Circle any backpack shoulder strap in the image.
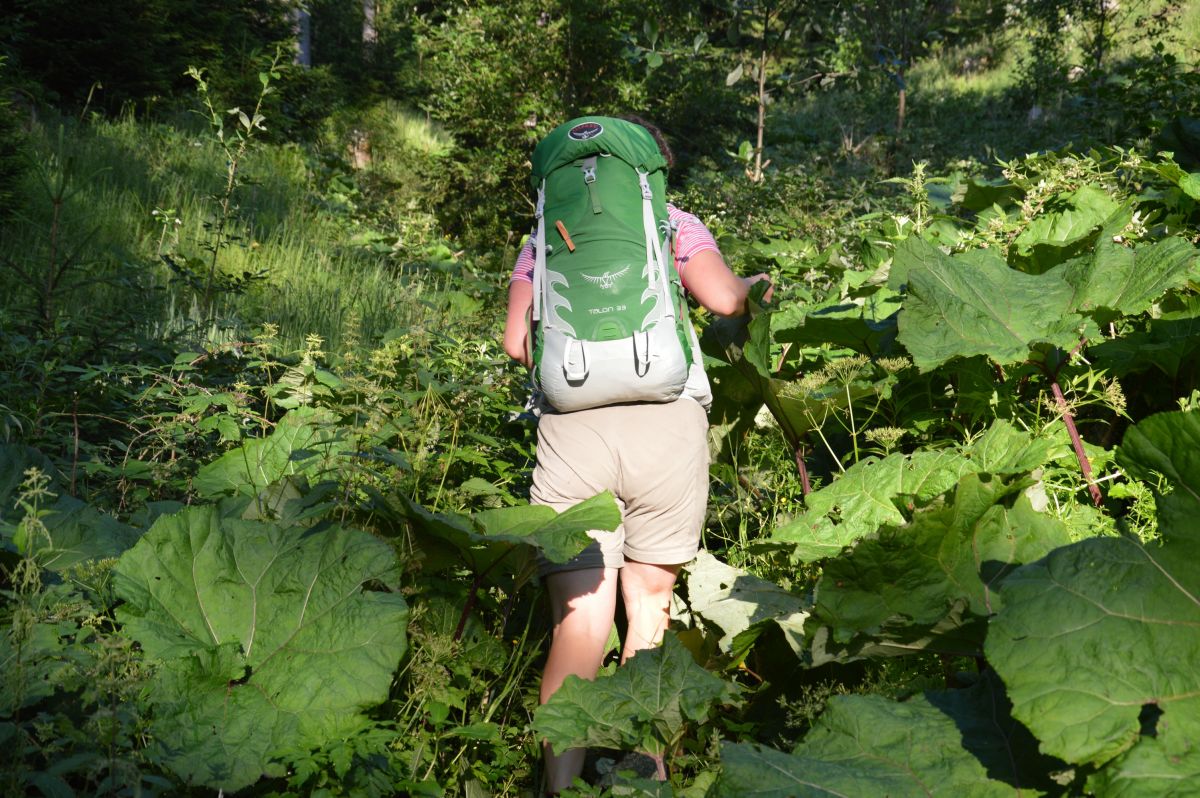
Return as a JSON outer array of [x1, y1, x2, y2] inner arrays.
[[532, 179, 546, 324]]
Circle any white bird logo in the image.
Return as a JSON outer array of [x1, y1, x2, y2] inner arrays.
[[581, 266, 630, 290]]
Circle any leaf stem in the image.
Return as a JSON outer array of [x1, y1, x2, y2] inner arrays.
[[1050, 378, 1103, 507], [794, 445, 811, 496]]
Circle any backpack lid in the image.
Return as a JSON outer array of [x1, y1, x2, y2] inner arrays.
[[530, 116, 668, 187]]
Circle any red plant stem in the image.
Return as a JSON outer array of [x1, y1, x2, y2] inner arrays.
[[1050, 379, 1103, 507], [453, 572, 485, 643], [651, 752, 667, 781], [794, 446, 812, 496], [453, 547, 515, 642]]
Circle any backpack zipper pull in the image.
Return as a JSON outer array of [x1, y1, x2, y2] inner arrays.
[[554, 220, 576, 252]]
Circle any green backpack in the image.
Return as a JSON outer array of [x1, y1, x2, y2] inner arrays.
[[528, 116, 699, 412]]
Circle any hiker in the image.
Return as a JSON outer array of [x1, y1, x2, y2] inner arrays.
[[502, 115, 770, 793]]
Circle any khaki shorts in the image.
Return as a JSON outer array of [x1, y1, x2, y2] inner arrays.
[[531, 398, 709, 574]]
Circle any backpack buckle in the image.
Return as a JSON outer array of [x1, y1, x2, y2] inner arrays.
[[563, 339, 588, 382], [637, 170, 653, 200], [634, 331, 651, 377], [581, 156, 598, 184]]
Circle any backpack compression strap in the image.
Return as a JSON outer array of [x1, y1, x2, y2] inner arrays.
[[639, 170, 674, 322], [532, 180, 546, 325]]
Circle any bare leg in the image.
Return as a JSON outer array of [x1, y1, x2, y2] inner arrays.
[[618, 560, 682, 664], [617, 560, 683, 781], [541, 566, 619, 794]]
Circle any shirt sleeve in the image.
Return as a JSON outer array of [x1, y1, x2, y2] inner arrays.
[[510, 237, 535, 284], [668, 205, 721, 290]]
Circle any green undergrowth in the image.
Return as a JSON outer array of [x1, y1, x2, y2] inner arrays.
[[3, 134, 1199, 795], [4, 9, 1200, 794], [0, 107, 469, 354]]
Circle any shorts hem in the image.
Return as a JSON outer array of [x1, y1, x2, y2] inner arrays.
[[622, 543, 700, 567]]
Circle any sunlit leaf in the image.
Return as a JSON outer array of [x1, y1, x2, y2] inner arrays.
[[683, 551, 809, 659], [895, 239, 1089, 370], [814, 474, 1070, 657], [534, 634, 739, 756], [194, 407, 344, 499], [114, 505, 407, 791], [986, 413, 1200, 783]]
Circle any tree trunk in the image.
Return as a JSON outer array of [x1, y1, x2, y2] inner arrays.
[[753, 46, 768, 182], [363, 0, 378, 46], [896, 84, 906, 134], [293, 8, 312, 68]]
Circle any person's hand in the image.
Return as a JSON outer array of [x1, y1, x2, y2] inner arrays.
[[743, 273, 774, 305]]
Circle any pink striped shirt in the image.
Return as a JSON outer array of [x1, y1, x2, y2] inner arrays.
[[510, 204, 720, 291]]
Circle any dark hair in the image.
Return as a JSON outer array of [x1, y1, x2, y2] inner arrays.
[[616, 113, 674, 170]]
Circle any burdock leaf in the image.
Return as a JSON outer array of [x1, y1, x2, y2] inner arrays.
[[114, 505, 408, 791], [194, 407, 344, 498], [770, 449, 974, 562], [896, 243, 1087, 371], [684, 551, 810, 658], [715, 694, 1019, 797], [815, 474, 1071, 656], [987, 413, 1200, 777], [1055, 234, 1196, 319], [533, 634, 739, 755]]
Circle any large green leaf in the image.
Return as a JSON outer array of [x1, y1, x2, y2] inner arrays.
[[683, 550, 809, 659], [814, 474, 1071, 658], [533, 634, 739, 757], [18, 495, 139, 571], [1116, 410, 1200, 533], [769, 420, 1055, 564], [193, 407, 344, 499], [895, 238, 1088, 370], [1012, 185, 1121, 273], [473, 492, 621, 563], [1090, 305, 1200, 380], [715, 694, 1019, 797], [0, 444, 139, 570], [959, 178, 1023, 213], [925, 672, 1064, 793], [986, 412, 1200, 783], [771, 291, 901, 355], [395, 491, 619, 576], [769, 449, 973, 562], [1153, 154, 1200, 200], [114, 505, 408, 791], [0, 444, 59, 509], [1054, 234, 1197, 321]]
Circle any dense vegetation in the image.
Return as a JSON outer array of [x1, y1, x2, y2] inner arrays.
[[2, 1, 1200, 795]]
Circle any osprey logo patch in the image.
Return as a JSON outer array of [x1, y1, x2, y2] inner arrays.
[[581, 266, 629, 289], [568, 122, 604, 141]]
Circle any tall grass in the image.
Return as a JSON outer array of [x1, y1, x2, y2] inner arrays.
[[0, 108, 473, 355]]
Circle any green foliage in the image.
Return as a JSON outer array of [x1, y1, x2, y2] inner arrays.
[[717, 692, 1022, 797], [813, 473, 1071, 660], [682, 550, 810, 661], [986, 411, 1200, 788], [0, 58, 26, 224], [3, 0, 295, 111], [534, 634, 740, 760], [3, 5, 1200, 793], [113, 504, 409, 791], [192, 406, 345, 502], [396, 490, 620, 578]]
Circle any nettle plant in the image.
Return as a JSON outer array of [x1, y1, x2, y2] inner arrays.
[[163, 50, 285, 322]]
